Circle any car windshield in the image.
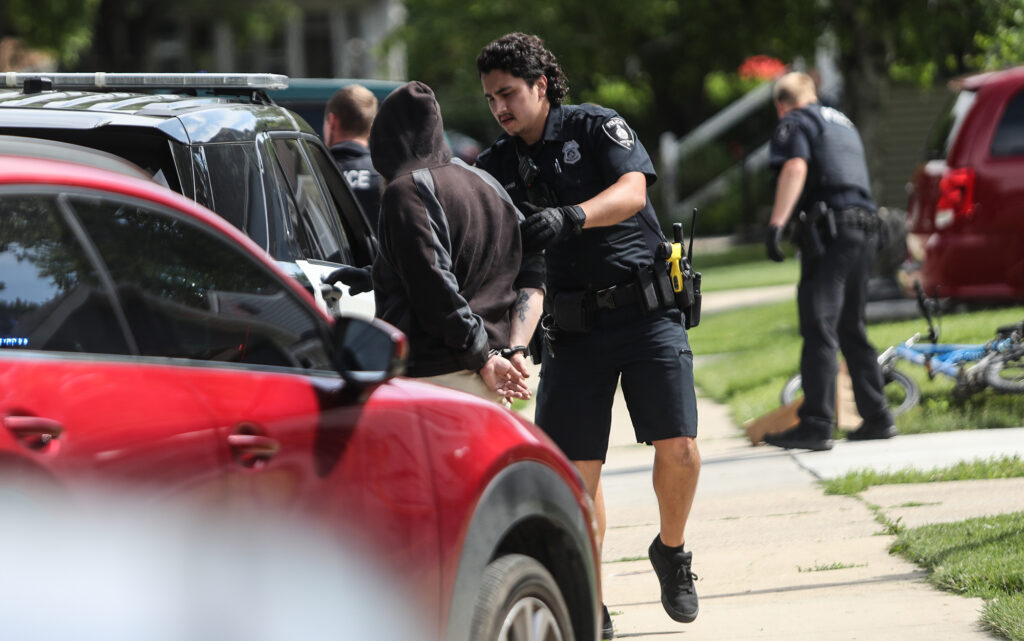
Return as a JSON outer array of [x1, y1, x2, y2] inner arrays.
[[923, 90, 976, 160]]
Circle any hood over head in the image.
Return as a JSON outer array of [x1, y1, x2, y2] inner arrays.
[[369, 81, 452, 180]]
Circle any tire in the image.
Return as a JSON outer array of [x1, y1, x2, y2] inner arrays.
[[985, 348, 1024, 394], [780, 369, 920, 417], [469, 554, 575, 641]]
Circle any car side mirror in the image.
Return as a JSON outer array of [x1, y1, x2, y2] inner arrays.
[[332, 316, 407, 386]]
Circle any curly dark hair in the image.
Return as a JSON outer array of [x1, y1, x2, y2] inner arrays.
[[476, 32, 568, 106]]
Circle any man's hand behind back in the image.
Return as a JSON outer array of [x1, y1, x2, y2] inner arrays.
[[479, 354, 531, 400]]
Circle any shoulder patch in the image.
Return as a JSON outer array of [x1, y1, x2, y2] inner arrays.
[[602, 116, 635, 150], [774, 121, 794, 145]]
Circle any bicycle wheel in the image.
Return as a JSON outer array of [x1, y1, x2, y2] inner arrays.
[[985, 348, 1024, 394], [779, 369, 919, 417]]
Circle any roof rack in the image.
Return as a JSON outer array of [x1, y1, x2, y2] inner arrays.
[[1, 72, 289, 91]]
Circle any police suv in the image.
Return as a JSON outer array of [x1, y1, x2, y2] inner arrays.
[[0, 72, 376, 318]]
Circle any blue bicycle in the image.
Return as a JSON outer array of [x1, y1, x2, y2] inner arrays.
[[781, 282, 1024, 413]]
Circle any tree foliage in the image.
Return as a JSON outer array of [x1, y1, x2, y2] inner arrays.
[[394, 0, 822, 143], [2, 0, 294, 70], [396, 0, 1024, 146], [1, 0, 102, 64]]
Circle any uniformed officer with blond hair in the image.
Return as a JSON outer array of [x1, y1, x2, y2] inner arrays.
[[764, 71, 895, 450], [324, 84, 383, 227]]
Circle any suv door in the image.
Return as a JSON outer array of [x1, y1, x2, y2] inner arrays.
[[0, 190, 222, 501], [263, 135, 376, 318], [67, 190, 443, 626]]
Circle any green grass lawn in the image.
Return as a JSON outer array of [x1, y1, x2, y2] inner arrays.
[[822, 455, 1024, 495], [696, 242, 799, 293], [690, 297, 1024, 434], [817, 457, 1024, 640], [893, 513, 1024, 640]]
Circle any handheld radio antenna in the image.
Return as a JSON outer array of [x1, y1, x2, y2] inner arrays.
[[688, 208, 697, 265]]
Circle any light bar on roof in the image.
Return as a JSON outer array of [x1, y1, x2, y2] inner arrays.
[[0, 72, 290, 91]]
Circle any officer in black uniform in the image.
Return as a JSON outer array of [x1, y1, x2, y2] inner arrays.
[[765, 71, 896, 450], [324, 84, 383, 228], [476, 33, 701, 638]]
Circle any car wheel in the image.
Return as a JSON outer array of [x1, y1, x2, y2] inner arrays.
[[470, 553, 575, 641]]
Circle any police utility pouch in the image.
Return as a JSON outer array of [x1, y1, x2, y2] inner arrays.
[[635, 267, 661, 314], [685, 271, 702, 329], [551, 291, 591, 333]]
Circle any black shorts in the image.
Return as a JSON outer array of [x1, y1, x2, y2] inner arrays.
[[534, 307, 698, 462]]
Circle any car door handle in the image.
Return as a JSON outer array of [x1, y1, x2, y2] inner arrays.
[[3, 415, 65, 450], [227, 433, 280, 468]]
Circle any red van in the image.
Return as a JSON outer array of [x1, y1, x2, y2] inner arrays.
[[906, 65, 1024, 301]]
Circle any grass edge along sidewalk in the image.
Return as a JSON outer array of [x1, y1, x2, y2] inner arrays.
[[822, 457, 1024, 641]]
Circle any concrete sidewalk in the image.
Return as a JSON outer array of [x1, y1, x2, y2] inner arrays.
[[598, 389, 1019, 639]]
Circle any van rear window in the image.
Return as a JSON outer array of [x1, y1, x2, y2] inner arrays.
[[923, 90, 975, 160], [990, 89, 1024, 157]]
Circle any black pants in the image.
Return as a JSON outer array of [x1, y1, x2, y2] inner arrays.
[[797, 224, 893, 435]]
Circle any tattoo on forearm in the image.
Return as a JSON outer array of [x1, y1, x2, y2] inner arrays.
[[514, 290, 530, 322]]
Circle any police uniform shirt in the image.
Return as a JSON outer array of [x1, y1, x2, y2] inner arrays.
[[330, 141, 383, 228], [769, 103, 875, 214], [476, 104, 664, 293]]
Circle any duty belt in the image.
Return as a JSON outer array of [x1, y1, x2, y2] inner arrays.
[[546, 265, 675, 333], [835, 207, 878, 229], [592, 280, 643, 310]]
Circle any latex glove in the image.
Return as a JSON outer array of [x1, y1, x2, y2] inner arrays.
[[322, 265, 373, 295], [520, 203, 586, 251], [765, 224, 785, 262]]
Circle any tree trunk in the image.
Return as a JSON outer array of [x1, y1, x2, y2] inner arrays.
[[833, 1, 892, 202]]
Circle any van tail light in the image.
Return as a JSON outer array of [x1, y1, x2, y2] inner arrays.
[[935, 167, 976, 228]]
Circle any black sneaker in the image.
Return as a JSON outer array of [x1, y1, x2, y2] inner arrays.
[[764, 424, 834, 451], [846, 421, 897, 441], [648, 536, 699, 623], [601, 603, 614, 640]]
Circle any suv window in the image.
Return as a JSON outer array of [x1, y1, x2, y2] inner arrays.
[[306, 141, 376, 267], [990, 89, 1024, 157], [0, 192, 131, 355], [923, 90, 976, 160], [201, 143, 268, 241], [268, 138, 353, 265], [71, 194, 333, 370]]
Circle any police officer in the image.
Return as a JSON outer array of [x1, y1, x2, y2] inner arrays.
[[476, 33, 701, 638], [324, 84, 383, 228], [765, 71, 896, 450]]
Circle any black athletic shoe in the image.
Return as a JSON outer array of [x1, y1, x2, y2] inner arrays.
[[648, 536, 699, 623], [764, 424, 834, 451], [601, 603, 614, 640], [846, 421, 897, 441]]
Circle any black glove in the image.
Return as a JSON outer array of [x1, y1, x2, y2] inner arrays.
[[520, 203, 586, 251], [765, 224, 785, 262], [322, 265, 373, 295]]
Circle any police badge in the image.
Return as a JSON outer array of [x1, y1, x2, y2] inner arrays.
[[602, 116, 635, 150], [562, 140, 581, 165]]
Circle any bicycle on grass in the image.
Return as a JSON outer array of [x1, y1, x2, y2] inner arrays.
[[780, 282, 1024, 413]]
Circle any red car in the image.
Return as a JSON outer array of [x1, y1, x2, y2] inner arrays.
[[0, 138, 600, 641], [906, 65, 1024, 301]]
